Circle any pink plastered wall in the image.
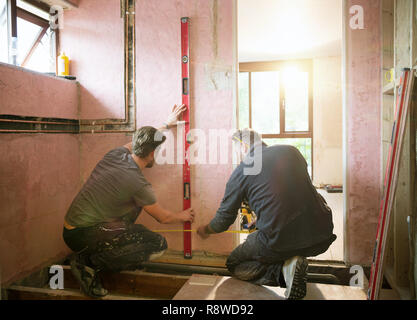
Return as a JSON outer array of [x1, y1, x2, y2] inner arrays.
[[0, 62, 79, 119], [59, 0, 124, 119], [345, 0, 382, 265], [0, 62, 81, 284], [61, 0, 237, 255], [0, 134, 80, 284], [136, 0, 235, 254]]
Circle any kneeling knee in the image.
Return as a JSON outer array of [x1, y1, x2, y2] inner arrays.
[[149, 236, 167, 261], [158, 235, 168, 251]]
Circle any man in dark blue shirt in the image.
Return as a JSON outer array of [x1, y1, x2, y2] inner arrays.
[[197, 129, 336, 300]]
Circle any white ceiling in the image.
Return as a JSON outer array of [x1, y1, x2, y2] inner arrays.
[[238, 0, 343, 62]]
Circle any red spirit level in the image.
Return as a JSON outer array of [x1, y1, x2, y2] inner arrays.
[[181, 17, 192, 259], [368, 68, 415, 300]]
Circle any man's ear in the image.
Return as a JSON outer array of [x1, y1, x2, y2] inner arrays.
[[244, 144, 249, 154]]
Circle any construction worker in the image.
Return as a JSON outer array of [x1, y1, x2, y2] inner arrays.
[[197, 129, 336, 300], [63, 105, 195, 298]]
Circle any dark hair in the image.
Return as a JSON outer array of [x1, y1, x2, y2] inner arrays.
[[132, 126, 166, 158], [232, 128, 263, 148]]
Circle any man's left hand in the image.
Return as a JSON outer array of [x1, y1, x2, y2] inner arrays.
[[197, 225, 210, 240], [164, 104, 187, 129]]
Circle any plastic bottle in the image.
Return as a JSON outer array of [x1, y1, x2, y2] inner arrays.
[[57, 52, 69, 76]]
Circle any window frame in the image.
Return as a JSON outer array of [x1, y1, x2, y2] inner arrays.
[[239, 59, 314, 139], [17, 6, 50, 67], [3, 0, 55, 70]]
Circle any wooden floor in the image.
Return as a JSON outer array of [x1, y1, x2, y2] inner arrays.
[[7, 268, 400, 300], [173, 274, 368, 300]]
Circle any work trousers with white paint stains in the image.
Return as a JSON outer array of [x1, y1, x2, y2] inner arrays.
[[63, 221, 167, 272]]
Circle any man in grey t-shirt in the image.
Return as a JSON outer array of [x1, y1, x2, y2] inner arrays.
[[63, 105, 195, 298]]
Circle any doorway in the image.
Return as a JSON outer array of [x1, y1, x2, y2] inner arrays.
[[236, 0, 344, 262]]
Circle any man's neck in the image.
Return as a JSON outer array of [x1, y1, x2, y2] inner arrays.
[[132, 154, 147, 170]]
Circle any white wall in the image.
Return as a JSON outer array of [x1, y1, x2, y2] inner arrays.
[[313, 56, 343, 186]]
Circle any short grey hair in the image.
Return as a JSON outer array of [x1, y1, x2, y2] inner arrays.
[[132, 126, 166, 158], [232, 128, 263, 148]]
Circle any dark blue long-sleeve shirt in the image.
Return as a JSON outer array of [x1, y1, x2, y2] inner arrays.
[[209, 144, 336, 253]]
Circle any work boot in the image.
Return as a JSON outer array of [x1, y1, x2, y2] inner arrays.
[[282, 256, 308, 300], [70, 254, 108, 298]]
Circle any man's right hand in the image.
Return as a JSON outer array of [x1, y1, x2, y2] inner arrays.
[[179, 208, 195, 223], [144, 203, 195, 225], [164, 104, 187, 129]]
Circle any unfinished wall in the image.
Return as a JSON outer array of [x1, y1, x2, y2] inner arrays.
[[0, 64, 80, 285], [136, 0, 236, 255], [60, 0, 236, 255], [345, 0, 382, 265], [0, 62, 78, 119], [313, 56, 343, 186], [59, 0, 124, 119]]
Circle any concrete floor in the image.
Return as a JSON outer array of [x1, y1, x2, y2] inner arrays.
[[239, 188, 344, 262]]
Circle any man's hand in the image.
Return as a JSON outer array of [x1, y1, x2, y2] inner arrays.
[[144, 203, 195, 224], [197, 224, 211, 240], [179, 208, 195, 223], [164, 104, 187, 129]]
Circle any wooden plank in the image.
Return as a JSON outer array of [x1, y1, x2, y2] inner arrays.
[[173, 275, 285, 300], [239, 60, 312, 73], [61, 266, 189, 299], [392, 0, 414, 290], [303, 283, 367, 300], [173, 275, 367, 300], [7, 286, 153, 300], [153, 250, 228, 268], [409, 81, 417, 299], [380, 0, 415, 298]]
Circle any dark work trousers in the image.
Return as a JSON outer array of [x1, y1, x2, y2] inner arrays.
[[226, 231, 336, 287], [63, 221, 167, 273], [226, 231, 286, 287]]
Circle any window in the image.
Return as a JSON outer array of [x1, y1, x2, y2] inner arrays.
[[0, 0, 56, 73], [238, 60, 313, 175], [0, 0, 8, 62]]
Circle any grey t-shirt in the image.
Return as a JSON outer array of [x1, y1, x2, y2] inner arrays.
[[65, 147, 156, 228]]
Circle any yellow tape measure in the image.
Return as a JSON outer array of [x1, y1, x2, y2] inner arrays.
[[152, 229, 254, 234]]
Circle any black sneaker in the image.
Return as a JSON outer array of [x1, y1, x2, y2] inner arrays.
[[70, 254, 108, 298], [282, 256, 308, 300]]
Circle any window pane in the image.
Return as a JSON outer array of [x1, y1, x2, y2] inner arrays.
[[0, 0, 7, 63], [251, 71, 280, 134], [284, 71, 309, 132], [25, 29, 54, 73], [264, 138, 312, 177], [238, 72, 250, 129], [17, 17, 42, 66]]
